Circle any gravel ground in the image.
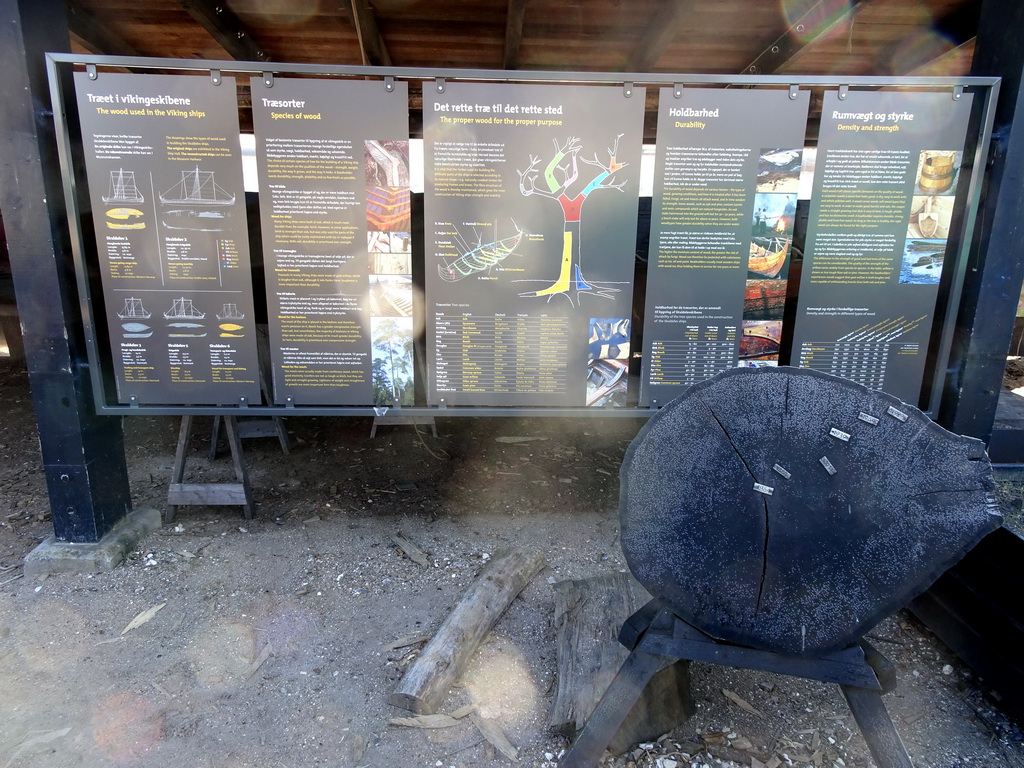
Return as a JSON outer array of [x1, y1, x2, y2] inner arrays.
[[0, 362, 1022, 767]]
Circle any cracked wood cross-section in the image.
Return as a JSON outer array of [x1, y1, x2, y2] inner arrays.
[[620, 366, 1001, 655]]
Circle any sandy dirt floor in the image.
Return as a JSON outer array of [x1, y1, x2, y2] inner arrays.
[[0, 362, 1022, 768]]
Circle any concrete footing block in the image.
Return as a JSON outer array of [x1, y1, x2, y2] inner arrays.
[[23, 507, 162, 576]]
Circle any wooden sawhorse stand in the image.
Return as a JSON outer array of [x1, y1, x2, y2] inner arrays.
[[561, 600, 913, 768], [166, 415, 254, 522]]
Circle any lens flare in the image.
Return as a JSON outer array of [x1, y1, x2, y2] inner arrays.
[[92, 692, 163, 762]]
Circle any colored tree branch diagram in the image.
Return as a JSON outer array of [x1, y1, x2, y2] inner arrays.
[[518, 134, 627, 304]]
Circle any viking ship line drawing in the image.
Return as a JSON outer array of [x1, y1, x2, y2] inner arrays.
[[164, 297, 206, 320], [216, 303, 245, 321], [102, 169, 144, 204], [160, 166, 236, 206], [116, 297, 151, 319], [438, 223, 524, 282]]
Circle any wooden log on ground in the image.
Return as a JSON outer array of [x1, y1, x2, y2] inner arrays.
[[550, 573, 694, 753], [389, 546, 544, 714]]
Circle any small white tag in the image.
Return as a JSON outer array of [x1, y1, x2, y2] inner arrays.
[[858, 412, 880, 426], [772, 464, 791, 480], [753, 482, 774, 496], [886, 406, 909, 422], [819, 456, 837, 475], [829, 427, 851, 442]]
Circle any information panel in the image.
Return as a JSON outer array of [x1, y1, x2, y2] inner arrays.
[[640, 89, 810, 406], [424, 83, 645, 406], [791, 91, 974, 404], [74, 72, 260, 405], [251, 78, 411, 405]]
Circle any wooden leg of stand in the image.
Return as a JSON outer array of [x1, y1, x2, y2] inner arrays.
[[224, 416, 255, 519], [560, 649, 672, 768], [209, 415, 222, 460], [166, 415, 192, 523], [841, 686, 915, 768]]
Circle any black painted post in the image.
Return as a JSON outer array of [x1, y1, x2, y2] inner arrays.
[[0, 0, 132, 541], [941, 0, 1024, 441]]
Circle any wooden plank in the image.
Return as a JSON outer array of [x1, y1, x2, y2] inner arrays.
[[550, 573, 694, 752], [389, 547, 544, 714], [178, 0, 270, 61], [626, 0, 695, 72], [502, 0, 527, 69], [167, 482, 248, 505]]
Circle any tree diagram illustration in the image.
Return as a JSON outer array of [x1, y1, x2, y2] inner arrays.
[[517, 134, 627, 305]]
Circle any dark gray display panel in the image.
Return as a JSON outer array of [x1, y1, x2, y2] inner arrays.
[[74, 72, 261, 405], [424, 82, 645, 406], [640, 88, 810, 406], [791, 90, 974, 405], [251, 78, 412, 406]]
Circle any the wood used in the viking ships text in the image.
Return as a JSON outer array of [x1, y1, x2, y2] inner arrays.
[[389, 547, 545, 714]]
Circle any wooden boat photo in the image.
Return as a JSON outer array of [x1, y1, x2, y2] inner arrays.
[[744, 279, 787, 321], [366, 186, 411, 231], [748, 236, 789, 278], [739, 320, 782, 360]]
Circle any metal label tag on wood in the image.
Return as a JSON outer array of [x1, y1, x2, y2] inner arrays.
[[620, 366, 1001, 655]]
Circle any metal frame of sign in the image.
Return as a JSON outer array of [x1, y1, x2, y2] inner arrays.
[[46, 53, 1000, 418]]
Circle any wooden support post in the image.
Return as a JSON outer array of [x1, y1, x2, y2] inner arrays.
[[389, 547, 544, 714], [167, 415, 254, 522]]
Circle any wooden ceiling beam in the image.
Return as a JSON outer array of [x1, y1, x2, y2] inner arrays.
[[876, 1, 981, 75], [740, 0, 867, 75], [342, 0, 392, 66], [626, 0, 696, 73], [503, 0, 528, 70], [67, 3, 142, 57], [178, 0, 270, 62]]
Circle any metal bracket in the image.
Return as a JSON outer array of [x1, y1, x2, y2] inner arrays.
[[789, 84, 800, 100], [211, 69, 222, 86], [673, 83, 684, 99], [285, 396, 295, 409], [436, 77, 445, 94], [86, 63, 98, 80], [437, 398, 447, 409], [238, 395, 249, 409], [838, 84, 849, 101], [263, 71, 274, 88], [623, 81, 633, 98], [128, 395, 139, 408], [384, 76, 395, 92], [953, 85, 964, 101]]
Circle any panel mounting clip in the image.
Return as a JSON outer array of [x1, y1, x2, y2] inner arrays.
[[384, 76, 395, 93], [263, 71, 274, 88], [953, 85, 964, 101], [838, 84, 849, 101], [673, 83, 684, 99], [210, 69, 222, 86], [623, 81, 633, 98], [86, 63, 98, 81], [436, 78, 446, 94], [789, 84, 800, 100]]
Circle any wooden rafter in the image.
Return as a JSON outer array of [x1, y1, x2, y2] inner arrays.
[[740, 0, 867, 75], [626, 0, 696, 73], [503, 0, 528, 70], [178, 0, 269, 61], [68, 3, 142, 57], [342, 0, 391, 66]]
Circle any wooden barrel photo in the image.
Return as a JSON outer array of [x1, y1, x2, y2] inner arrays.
[[918, 154, 955, 194]]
